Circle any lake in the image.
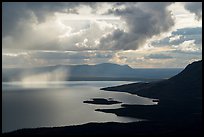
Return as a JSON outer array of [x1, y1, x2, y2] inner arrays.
[[2, 81, 155, 133]]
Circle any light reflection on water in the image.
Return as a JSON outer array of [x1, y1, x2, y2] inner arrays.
[[2, 81, 155, 133]]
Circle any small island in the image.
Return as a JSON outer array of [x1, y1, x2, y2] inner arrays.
[[83, 98, 122, 105]]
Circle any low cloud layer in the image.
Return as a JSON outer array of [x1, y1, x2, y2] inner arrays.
[[146, 54, 173, 59], [2, 49, 115, 68]]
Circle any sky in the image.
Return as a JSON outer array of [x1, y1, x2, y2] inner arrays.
[[2, 2, 202, 68]]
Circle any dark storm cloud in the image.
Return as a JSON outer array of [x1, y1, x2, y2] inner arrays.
[[2, 2, 83, 37], [99, 2, 174, 50], [146, 54, 173, 59], [3, 2, 175, 51], [184, 2, 202, 20], [2, 2, 29, 37]]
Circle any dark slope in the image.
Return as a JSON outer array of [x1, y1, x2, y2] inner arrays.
[[99, 60, 202, 122], [3, 121, 202, 136], [102, 60, 202, 103]]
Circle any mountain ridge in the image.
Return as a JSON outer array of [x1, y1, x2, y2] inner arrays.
[[2, 63, 182, 82]]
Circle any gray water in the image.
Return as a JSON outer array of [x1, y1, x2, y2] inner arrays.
[[2, 81, 155, 133]]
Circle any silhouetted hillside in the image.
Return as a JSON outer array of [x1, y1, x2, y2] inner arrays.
[[102, 60, 202, 104], [99, 60, 202, 122]]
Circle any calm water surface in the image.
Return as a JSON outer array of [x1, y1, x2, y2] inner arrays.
[[2, 81, 155, 133]]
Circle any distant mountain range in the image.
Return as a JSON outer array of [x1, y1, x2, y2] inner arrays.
[[2, 63, 182, 82]]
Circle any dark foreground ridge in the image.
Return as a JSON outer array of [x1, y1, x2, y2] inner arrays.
[[3, 60, 202, 136], [83, 98, 122, 105], [2, 121, 202, 136]]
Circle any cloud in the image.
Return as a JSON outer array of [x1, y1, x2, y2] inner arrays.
[[184, 2, 202, 20], [2, 17, 63, 50], [2, 49, 115, 68], [172, 27, 202, 36], [2, 2, 202, 69], [152, 27, 202, 46], [2, 4, 117, 51], [99, 2, 174, 50], [58, 20, 116, 51], [2, 2, 111, 37], [169, 35, 182, 42], [31, 50, 114, 60], [172, 40, 200, 53], [108, 51, 176, 68], [2, 2, 29, 37], [3, 2, 175, 51], [171, 27, 202, 45], [146, 54, 173, 59], [109, 52, 128, 65]]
